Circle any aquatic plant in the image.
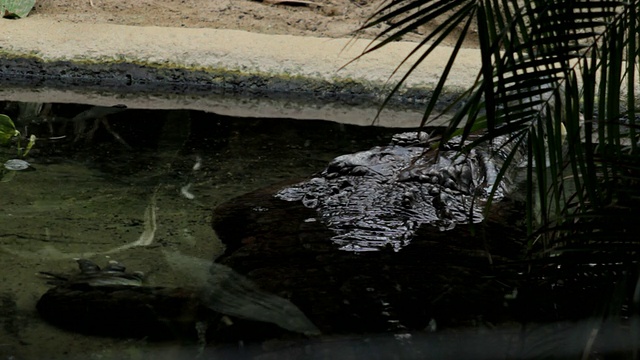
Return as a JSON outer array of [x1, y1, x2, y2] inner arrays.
[[0, 114, 18, 145], [1, 113, 35, 181]]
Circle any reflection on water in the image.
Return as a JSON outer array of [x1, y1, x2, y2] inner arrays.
[[0, 101, 401, 359]]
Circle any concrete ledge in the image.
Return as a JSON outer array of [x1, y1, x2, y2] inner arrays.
[[0, 18, 481, 127]]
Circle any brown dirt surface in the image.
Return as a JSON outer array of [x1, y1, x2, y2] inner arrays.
[[30, 0, 478, 46]]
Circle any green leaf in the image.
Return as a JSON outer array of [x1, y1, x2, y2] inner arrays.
[[0, 114, 18, 145], [1, 0, 35, 19]]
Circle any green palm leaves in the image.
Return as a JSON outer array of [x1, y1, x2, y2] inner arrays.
[[356, 2, 639, 353], [358, 0, 640, 254]]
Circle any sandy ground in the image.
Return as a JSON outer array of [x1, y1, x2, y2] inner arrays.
[[29, 0, 478, 46]]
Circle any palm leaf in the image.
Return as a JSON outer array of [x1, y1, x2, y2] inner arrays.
[[356, 0, 638, 235], [356, 0, 640, 354]]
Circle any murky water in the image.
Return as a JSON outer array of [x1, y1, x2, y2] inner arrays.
[[1, 101, 633, 360], [0, 102, 403, 359]]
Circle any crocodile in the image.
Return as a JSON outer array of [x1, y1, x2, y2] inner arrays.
[[275, 131, 521, 252], [209, 132, 527, 338]]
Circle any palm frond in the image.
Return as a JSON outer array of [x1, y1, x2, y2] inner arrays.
[[357, 1, 640, 352], [357, 0, 639, 238]]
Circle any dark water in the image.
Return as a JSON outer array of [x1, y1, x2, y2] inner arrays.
[[0, 101, 408, 359], [1, 102, 634, 359]]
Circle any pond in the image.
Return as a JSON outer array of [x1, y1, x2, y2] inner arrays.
[[0, 99, 414, 359], [2, 97, 630, 360]]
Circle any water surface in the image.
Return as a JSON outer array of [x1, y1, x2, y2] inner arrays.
[[0, 102, 402, 359]]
